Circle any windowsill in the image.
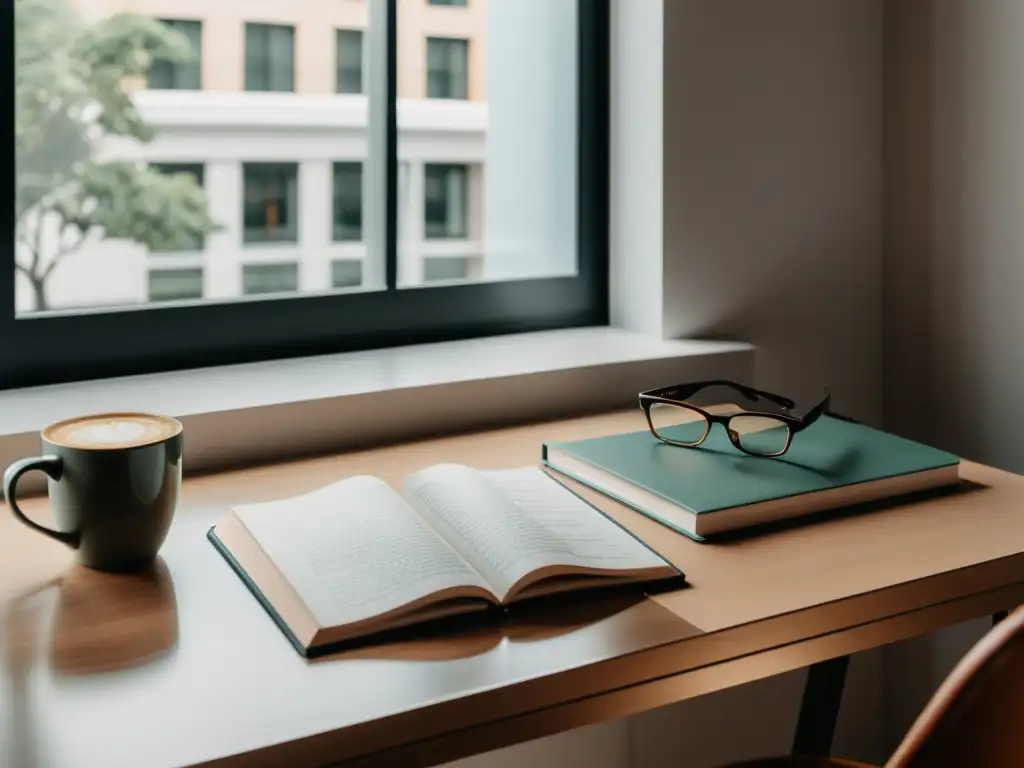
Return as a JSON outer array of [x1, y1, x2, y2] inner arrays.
[[0, 327, 753, 493]]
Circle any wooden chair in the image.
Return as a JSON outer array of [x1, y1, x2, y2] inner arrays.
[[721, 606, 1024, 768]]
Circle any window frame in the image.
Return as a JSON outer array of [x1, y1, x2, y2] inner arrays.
[[0, 0, 609, 389]]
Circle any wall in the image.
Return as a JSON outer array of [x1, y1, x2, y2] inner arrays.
[[882, 0, 1024, 751], [458, 2, 888, 767]]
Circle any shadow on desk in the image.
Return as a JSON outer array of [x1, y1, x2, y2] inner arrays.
[[4, 556, 179, 677], [3, 558, 179, 768], [317, 588, 692, 663]]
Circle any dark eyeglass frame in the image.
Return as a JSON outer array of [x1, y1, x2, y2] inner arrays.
[[638, 380, 832, 457]]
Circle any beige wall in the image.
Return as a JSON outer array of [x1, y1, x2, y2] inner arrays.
[[72, 0, 485, 98], [883, 0, 1024, 752]]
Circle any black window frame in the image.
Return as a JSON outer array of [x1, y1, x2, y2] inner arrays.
[[1, 0, 609, 389]]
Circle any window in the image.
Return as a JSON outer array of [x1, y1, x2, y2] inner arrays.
[[243, 264, 299, 295], [148, 20, 202, 90], [6, 0, 608, 388], [424, 164, 468, 239], [245, 24, 294, 92], [150, 163, 206, 252], [243, 163, 298, 244], [424, 257, 474, 283], [149, 269, 204, 302], [426, 38, 468, 99], [332, 260, 363, 289], [333, 162, 363, 241], [336, 29, 364, 94]]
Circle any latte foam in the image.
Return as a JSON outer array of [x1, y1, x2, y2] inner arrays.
[[44, 413, 181, 450]]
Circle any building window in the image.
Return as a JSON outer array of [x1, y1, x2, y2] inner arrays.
[[424, 164, 468, 239], [429, 0, 469, 5], [148, 269, 203, 302], [332, 162, 363, 242], [424, 257, 474, 283], [245, 23, 294, 92], [243, 163, 298, 244], [336, 29, 364, 94], [150, 163, 206, 252], [243, 264, 299, 295], [426, 38, 468, 99], [148, 20, 202, 90], [332, 260, 363, 289]]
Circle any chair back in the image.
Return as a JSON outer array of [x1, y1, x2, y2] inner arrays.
[[885, 607, 1024, 768]]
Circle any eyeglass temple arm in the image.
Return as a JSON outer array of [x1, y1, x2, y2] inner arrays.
[[792, 391, 833, 432], [644, 380, 796, 410]]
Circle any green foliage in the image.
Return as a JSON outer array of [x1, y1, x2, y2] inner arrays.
[[15, 0, 219, 309]]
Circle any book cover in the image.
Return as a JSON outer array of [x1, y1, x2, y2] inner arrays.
[[543, 415, 961, 539]]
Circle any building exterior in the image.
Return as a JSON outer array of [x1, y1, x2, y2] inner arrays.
[[16, 0, 490, 311]]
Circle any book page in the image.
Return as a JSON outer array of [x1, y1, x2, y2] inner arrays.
[[234, 476, 495, 630], [404, 465, 669, 601]]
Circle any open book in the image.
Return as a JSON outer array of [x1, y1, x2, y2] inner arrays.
[[209, 464, 682, 656]]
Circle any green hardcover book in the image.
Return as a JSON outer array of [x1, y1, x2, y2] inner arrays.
[[542, 415, 961, 541]]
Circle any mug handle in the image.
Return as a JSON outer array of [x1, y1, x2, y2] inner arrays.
[[3, 456, 79, 548]]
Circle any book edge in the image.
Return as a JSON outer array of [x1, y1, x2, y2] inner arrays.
[[543, 425, 962, 517], [208, 527, 313, 658], [542, 461, 707, 544]]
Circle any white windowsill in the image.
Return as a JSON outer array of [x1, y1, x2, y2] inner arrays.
[[0, 327, 754, 494]]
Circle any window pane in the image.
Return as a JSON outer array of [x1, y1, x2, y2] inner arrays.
[[243, 163, 298, 244], [246, 24, 294, 92], [333, 162, 363, 241], [399, 0, 578, 287], [150, 163, 206, 252], [149, 268, 204, 301], [424, 256, 475, 283], [148, 20, 202, 90], [426, 38, 468, 99], [243, 263, 299, 295], [336, 29, 364, 94], [424, 164, 468, 239], [332, 260, 363, 289]]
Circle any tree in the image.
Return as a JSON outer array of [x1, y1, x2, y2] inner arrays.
[[15, 0, 219, 311]]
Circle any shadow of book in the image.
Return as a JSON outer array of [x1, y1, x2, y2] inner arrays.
[[314, 588, 679, 663]]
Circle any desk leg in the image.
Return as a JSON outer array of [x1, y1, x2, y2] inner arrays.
[[993, 610, 1009, 626], [792, 654, 849, 756]]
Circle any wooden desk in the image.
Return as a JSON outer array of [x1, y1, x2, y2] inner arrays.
[[3, 411, 1023, 768]]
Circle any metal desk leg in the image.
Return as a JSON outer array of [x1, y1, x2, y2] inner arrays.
[[792, 654, 850, 756]]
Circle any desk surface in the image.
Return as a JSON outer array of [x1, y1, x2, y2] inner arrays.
[[2, 411, 1024, 768]]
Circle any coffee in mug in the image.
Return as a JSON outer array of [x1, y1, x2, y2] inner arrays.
[[4, 412, 183, 573]]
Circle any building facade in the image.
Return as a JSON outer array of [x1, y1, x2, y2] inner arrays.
[[16, 0, 490, 311]]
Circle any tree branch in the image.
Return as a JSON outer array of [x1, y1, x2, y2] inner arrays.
[[42, 230, 89, 280]]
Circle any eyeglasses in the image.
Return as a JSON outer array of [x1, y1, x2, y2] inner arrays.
[[638, 380, 831, 457]]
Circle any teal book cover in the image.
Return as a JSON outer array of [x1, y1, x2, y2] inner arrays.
[[542, 416, 961, 540]]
